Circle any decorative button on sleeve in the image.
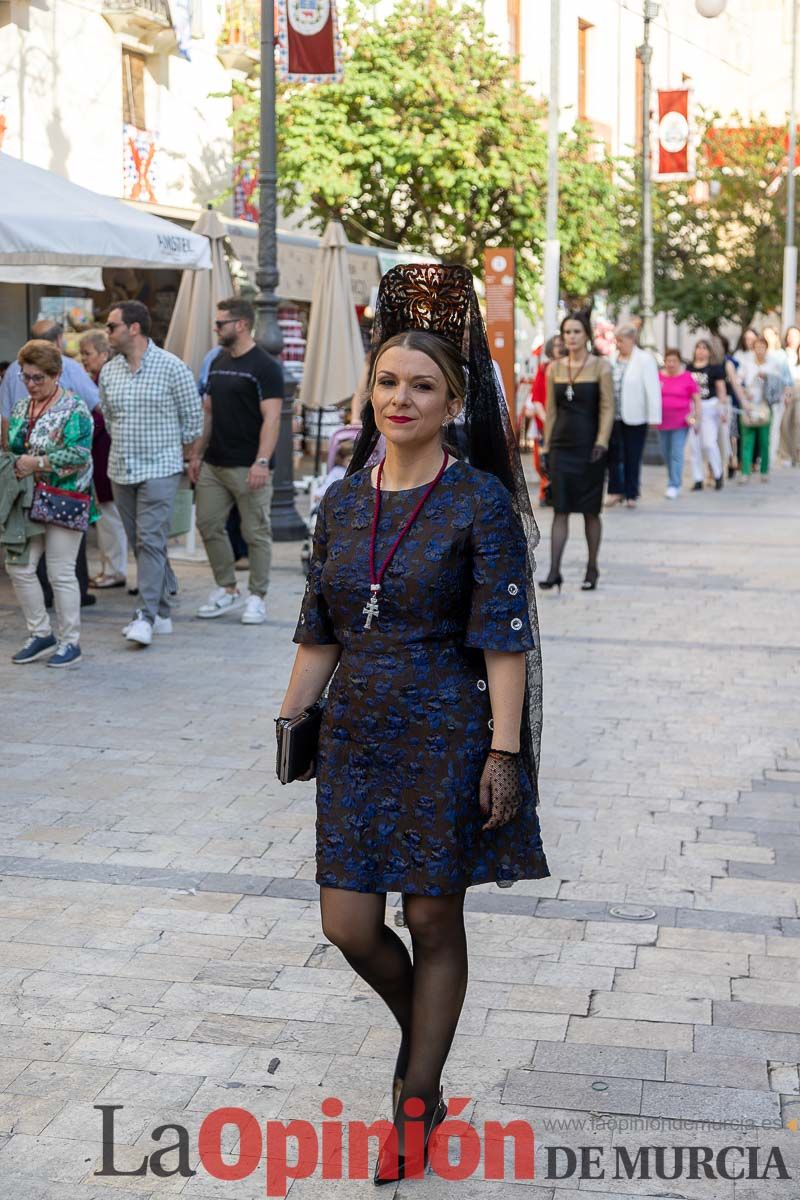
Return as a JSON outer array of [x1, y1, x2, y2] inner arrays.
[[510, 618, 523, 631]]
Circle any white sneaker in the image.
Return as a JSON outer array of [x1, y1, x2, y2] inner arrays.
[[664, 486, 678, 499], [196, 587, 246, 619], [122, 613, 172, 636], [240, 595, 267, 625], [125, 616, 153, 646]]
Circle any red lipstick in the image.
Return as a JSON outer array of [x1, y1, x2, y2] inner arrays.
[[387, 416, 414, 424]]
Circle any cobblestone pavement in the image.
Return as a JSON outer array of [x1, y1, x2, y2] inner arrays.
[[0, 463, 799, 1199]]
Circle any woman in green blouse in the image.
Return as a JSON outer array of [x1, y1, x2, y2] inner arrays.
[[6, 339, 95, 668]]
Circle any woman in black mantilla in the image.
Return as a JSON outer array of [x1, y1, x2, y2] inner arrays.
[[540, 311, 614, 592], [278, 264, 548, 1183]]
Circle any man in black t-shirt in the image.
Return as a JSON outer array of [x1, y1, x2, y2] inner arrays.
[[188, 297, 284, 624]]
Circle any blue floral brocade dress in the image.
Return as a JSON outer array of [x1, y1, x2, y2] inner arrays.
[[293, 459, 549, 896]]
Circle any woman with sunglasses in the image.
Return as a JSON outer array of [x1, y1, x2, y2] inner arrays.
[[5, 340, 95, 667]]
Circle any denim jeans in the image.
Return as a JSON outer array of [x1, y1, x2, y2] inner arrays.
[[659, 427, 689, 490], [607, 420, 649, 500]]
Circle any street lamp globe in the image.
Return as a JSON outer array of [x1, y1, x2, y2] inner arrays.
[[695, 0, 727, 16]]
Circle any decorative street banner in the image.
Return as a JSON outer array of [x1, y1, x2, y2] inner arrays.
[[233, 163, 259, 223], [483, 248, 516, 412], [655, 88, 693, 181], [277, 0, 343, 83], [123, 125, 158, 203]]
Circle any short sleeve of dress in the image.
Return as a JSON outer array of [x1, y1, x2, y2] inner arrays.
[[293, 489, 339, 645], [464, 475, 535, 652]]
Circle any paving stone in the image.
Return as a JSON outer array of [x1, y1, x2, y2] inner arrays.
[[566, 1016, 693, 1052], [694, 1025, 800, 1062], [533, 962, 616, 991], [93, 1069, 203, 1108], [583, 921, 658, 945], [657, 927, 767, 955], [590, 991, 711, 1025], [640, 1081, 780, 1123], [712, 1000, 800, 1034], [666, 1052, 769, 1091], [636, 946, 749, 976], [532, 1041, 665, 1081], [614, 967, 732, 1002], [6, 1061, 117, 1102], [504, 1069, 642, 1115], [483, 1009, 570, 1041], [507, 984, 590, 1015]]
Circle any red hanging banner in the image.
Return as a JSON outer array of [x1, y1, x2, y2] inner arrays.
[[655, 88, 693, 181], [277, 0, 343, 83]]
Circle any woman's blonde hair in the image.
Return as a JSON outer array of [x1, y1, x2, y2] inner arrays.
[[17, 339, 61, 377], [367, 331, 466, 414]]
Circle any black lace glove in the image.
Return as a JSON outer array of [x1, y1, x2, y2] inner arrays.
[[590, 444, 606, 463], [479, 749, 524, 831]]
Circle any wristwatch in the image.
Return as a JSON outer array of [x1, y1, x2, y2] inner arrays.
[[255, 458, 270, 467], [37, 457, 45, 470]]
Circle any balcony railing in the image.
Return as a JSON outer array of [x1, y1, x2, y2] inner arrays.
[[102, 0, 172, 43], [218, 0, 260, 73]]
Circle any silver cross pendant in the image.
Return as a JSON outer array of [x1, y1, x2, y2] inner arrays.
[[362, 584, 381, 630], [566, 385, 575, 401]]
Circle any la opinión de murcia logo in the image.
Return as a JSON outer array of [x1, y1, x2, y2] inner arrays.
[[94, 1103, 792, 1195]]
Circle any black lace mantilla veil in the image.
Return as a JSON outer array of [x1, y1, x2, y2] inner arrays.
[[346, 263, 544, 790]]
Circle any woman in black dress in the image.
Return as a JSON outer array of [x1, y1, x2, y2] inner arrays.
[[540, 312, 614, 591], [278, 265, 548, 1183]]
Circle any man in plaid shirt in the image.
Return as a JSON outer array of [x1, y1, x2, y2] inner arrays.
[[100, 301, 201, 647]]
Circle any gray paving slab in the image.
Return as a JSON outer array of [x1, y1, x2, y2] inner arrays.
[[504, 1069, 643, 1115], [640, 1081, 780, 1123]]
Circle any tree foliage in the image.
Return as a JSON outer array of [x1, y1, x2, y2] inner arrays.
[[229, 0, 621, 317], [605, 111, 792, 332]]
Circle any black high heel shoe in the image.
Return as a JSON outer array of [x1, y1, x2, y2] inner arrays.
[[374, 1088, 447, 1185], [581, 566, 599, 591], [539, 571, 563, 593]]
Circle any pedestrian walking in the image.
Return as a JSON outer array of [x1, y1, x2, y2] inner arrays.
[[0, 319, 99, 447], [605, 322, 662, 509], [763, 324, 794, 466], [540, 312, 614, 592], [717, 335, 746, 479], [1, 320, 99, 604], [689, 339, 728, 491], [780, 326, 800, 466], [79, 331, 128, 588], [658, 349, 701, 498], [4, 339, 95, 668], [278, 263, 548, 1184], [739, 334, 782, 483], [529, 334, 565, 505], [99, 301, 201, 648], [187, 297, 283, 625]]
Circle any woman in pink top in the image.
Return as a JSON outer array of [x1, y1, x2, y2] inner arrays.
[[659, 349, 701, 498]]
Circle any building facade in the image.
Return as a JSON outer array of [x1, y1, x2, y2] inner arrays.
[[482, 0, 793, 154]]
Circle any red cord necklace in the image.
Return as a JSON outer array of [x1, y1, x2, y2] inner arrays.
[[363, 449, 449, 630]]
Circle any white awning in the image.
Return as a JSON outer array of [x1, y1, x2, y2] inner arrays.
[[0, 153, 211, 272]]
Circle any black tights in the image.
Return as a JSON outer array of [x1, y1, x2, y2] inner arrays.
[[320, 888, 467, 1142], [548, 512, 602, 576]]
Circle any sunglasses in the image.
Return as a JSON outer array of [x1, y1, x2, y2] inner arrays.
[[214, 319, 239, 330], [20, 370, 48, 386]]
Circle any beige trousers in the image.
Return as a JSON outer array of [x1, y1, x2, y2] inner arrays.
[[7, 525, 83, 644], [195, 463, 273, 598]]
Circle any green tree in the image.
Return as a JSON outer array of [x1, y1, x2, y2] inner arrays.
[[605, 112, 791, 332], [228, 0, 621, 317]]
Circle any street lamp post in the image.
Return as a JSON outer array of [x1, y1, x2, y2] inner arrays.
[[542, 0, 560, 338], [638, 1, 659, 351], [782, 0, 798, 333], [257, 0, 305, 541]]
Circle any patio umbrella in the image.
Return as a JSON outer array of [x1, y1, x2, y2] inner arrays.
[[164, 207, 233, 378], [0, 153, 211, 281], [300, 220, 365, 472]]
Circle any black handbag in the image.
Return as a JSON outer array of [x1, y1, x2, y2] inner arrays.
[[275, 703, 324, 785]]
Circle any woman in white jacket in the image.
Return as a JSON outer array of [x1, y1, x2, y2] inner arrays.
[[605, 324, 662, 509]]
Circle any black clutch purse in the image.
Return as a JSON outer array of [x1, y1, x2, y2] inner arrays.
[[275, 703, 324, 785]]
